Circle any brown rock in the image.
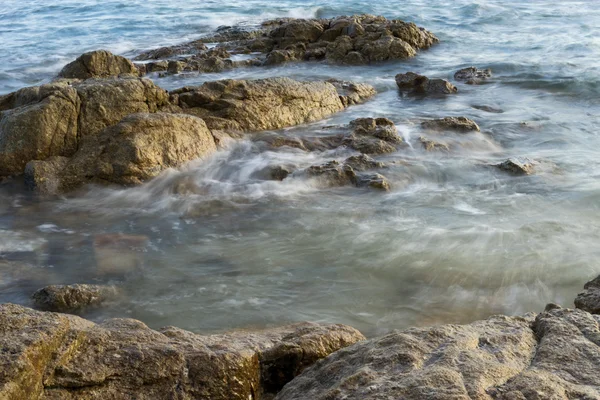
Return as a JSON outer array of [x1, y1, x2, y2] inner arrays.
[[575, 275, 600, 314], [344, 117, 403, 155], [0, 303, 364, 400], [58, 50, 138, 79], [31, 284, 121, 313], [395, 72, 457, 95], [454, 66, 492, 84], [495, 158, 535, 175], [419, 136, 450, 152], [421, 116, 480, 133]]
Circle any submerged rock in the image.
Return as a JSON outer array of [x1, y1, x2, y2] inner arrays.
[[31, 284, 121, 313], [93, 233, 149, 277], [58, 50, 139, 79], [575, 275, 600, 314], [26, 113, 217, 194], [173, 77, 374, 132], [395, 72, 457, 95], [454, 66, 492, 84], [0, 303, 364, 400], [419, 136, 450, 152], [306, 156, 390, 191], [421, 116, 480, 133], [495, 158, 535, 175]]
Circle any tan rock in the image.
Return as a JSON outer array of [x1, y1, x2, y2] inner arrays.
[[32, 284, 121, 313], [58, 50, 138, 79], [421, 116, 480, 133], [396, 72, 457, 95]]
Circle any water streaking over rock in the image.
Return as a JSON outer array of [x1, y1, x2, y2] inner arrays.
[[0, 0, 599, 342]]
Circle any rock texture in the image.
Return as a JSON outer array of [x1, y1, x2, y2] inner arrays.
[[58, 50, 139, 79], [454, 66, 492, 84], [421, 117, 480, 133], [0, 77, 170, 177], [31, 284, 120, 313], [172, 77, 375, 132], [133, 15, 438, 71], [25, 113, 218, 193], [277, 306, 600, 400], [0, 303, 364, 400], [395, 72, 457, 95], [575, 275, 600, 314]]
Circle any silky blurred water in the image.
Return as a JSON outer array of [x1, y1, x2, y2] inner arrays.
[[1, 1, 599, 336]]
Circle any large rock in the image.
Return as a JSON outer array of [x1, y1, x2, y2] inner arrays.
[[133, 15, 438, 70], [58, 50, 139, 79], [0, 78, 170, 177], [31, 284, 121, 313], [575, 275, 600, 314], [0, 82, 80, 175], [396, 72, 457, 95], [0, 303, 364, 400], [173, 77, 374, 132], [25, 113, 218, 193], [277, 306, 600, 400]]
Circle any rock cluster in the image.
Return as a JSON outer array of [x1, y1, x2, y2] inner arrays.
[[0, 303, 364, 400], [133, 15, 438, 72]]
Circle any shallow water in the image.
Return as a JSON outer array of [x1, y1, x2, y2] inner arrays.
[[1, 1, 600, 337]]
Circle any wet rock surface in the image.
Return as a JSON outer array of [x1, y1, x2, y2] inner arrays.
[[133, 15, 438, 72], [495, 158, 536, 175], [575, 275, 600, 314], [0, 303, 364, 400], [344, 117, 404, 155], [31, 284, 121, 313], [454, 66, 492, 84], [421, 116, 480, 133], [58, 50, 139, 80], [306, 155, 390, 191], [395, 72, 457, 95]]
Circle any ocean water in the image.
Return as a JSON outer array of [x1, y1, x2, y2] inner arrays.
[[1, 0, 599, 336]]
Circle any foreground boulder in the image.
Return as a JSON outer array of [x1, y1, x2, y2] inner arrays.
[[575, 275, 600, 314], [396, 72, 457, 95], [58, 50, 139, 79], [25, 113, 218, 193], [133, 15, 438, 70], [172, 77, 375, 132], [277, 306, 600, 399], [0, 304, 364, 400], [32, 284, 121, 313], [0, 77, 170, 176]]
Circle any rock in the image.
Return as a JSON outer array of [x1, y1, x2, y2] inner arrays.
[[132, 15, 437, 73], [0, 77, 170, 177], [173, 77, 373, 132], [93, 233, 149, 277], [395, 72, 457, 95], [0, 82, 80, 175], [574, 275, 600, 314], [421, 116, 480, 133], [0, 303, 364, 400], [31, 284, 121, 313], [357, 173, 391, 191], [278, 306, 600, 400], [306, 156, 389, 190], [58, 50, 138, 79], [327, 79, 377, 107], [344, 117, 403, 155], [268, 165, 293, 181], [454, 66, 492, 84], [26, 113, 217, 193], [419, 136, 450, 152], [495, 158, 535, 175], [343, 154, 385, 171], [24, 156, 70, 194]]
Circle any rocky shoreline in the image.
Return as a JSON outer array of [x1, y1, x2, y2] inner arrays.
[[0, 13, 583, 400]]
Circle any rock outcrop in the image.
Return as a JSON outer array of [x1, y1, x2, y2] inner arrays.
[[25, 113, 218, 193], [0, 303, 364, 400], [454, 66, 492, 84], [133, 15, 438, 71], [344, 117, 404, 155], [575, 275, 600, 314], [421, 116, 480, 133], [395, 72, 457, 95], [495, 158, 535, 175], [31, 284, 121, 313], [276, 305, 600, 400], [172, 77, 375, 132], [306, 155, 390, 191], [0, 77, 170, 176], [58, 50, 139, 79]]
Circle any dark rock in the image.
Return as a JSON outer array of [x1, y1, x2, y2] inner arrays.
[[344, 154, 385, 171], [357, 173, 391, 191], [31, 284, 121, 313], [344, 117, 403, 155], [419, 136, 450, 152], [421, 116, 480, 133], [495, 158, 535, 175], [58, 50, 138, 79], [306, 156, 389, 190], [454, 66, 492, 84], [472, 104, 503, 113], [395, 72, 457, 95], [575, 275, 600, 314], [0, 303, 364, 400], [24, 156, 70, 194]]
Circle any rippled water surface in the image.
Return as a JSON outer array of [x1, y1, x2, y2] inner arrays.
[[1, 1, 599, 336]]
